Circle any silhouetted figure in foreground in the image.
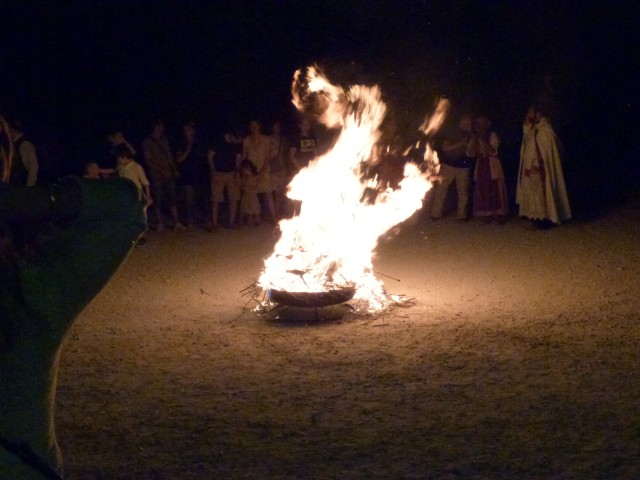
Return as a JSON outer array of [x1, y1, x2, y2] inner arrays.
[[0, 177, 146, 478]]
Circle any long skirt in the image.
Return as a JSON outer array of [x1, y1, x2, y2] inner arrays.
[[473, 156, 509, 217]]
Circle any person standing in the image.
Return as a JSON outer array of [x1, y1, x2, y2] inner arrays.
[[175, 121, 206, 227], [242, 120, 275, 223], [516, 104, 571, 228], [469, 116, 509, 223], [142, 119, 184, 231], [238, 159, 261, 226], [207, 130, 241, 230], [115, 144, 152, 206], [429, 114, 474, 221], [115, 144, 152, 245]]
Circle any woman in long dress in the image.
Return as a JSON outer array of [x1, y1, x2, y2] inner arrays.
[[470, 116, 509, 223]]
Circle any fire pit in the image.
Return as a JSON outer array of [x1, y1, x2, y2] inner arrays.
[[268, 286, 356, 308]]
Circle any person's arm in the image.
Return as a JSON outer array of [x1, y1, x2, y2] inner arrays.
[[441, 138, 460, 152], [465, 136, 478, 157], [122, 139, 137, 156], [289, 146, 301, 171], [233, 153, 242, 184], [112, 133, 137, 156], [442, 138, 467, 159], [143, 183, 153, 206], [256, 139, 272, 177], [207, 149, 217, 174], [168, 151, 179, 178], [137, 164, 153, 206], [176, 143, 192, 164], [488, 132, 500, 156], [20, 141, 38, 186]]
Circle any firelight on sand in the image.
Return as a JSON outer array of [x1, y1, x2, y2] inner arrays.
[[258, 66, 448, 312]]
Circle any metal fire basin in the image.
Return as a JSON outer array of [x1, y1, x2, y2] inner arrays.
[[267, 286, 356, 308]]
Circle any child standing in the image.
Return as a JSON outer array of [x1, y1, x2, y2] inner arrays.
[[115, 144, 152, 243], [239, 159, 261, 226]]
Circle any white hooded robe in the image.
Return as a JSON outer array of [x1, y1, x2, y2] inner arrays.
[[517, 118, 571, 224]]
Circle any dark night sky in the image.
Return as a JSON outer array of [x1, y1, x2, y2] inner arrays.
[[1, 0, 638, 197]]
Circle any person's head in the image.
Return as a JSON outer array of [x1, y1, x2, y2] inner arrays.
[[84, 162, 101, 178], [107, 131, 122, 145], [299, 118, 312, 135], [474, 116, 492, 135], [527, 101, 552, 123], [248, 120, 262, 135], [114, 143, 134, 165], [183, 121, 196, 139], [150, 119, 165, 137], [524, 106, 536, 124], [458, 114, 473, 133], [271, 121, 282, 136]]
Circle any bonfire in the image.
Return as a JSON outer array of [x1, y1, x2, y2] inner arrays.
[[256, 66, 447, 314]]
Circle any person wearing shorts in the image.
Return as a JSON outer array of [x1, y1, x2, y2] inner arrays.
[[208, 132, 241, 229]]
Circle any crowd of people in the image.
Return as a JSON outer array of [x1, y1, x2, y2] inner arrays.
[[1, 100, 572, 244], [78, 116, 321, 238]]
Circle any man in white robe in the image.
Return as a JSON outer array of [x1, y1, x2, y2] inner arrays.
[[516, 105, 571, 227]]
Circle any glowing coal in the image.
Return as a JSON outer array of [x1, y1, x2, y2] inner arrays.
[[258, 66, 446, 313]]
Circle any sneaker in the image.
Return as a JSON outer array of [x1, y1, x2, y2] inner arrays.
[[135, 237, 147, 247], [173, 222, 186, 231]]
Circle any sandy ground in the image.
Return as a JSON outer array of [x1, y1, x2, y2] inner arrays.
[[56, 199, 640, 479]]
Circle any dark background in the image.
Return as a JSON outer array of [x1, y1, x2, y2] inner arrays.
[[1, 0, 638, 212]]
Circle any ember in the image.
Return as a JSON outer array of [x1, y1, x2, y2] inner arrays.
[[258, 65, 446, 313]]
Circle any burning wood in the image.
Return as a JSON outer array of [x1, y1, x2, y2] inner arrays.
[[258, 66, 446, 313]]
